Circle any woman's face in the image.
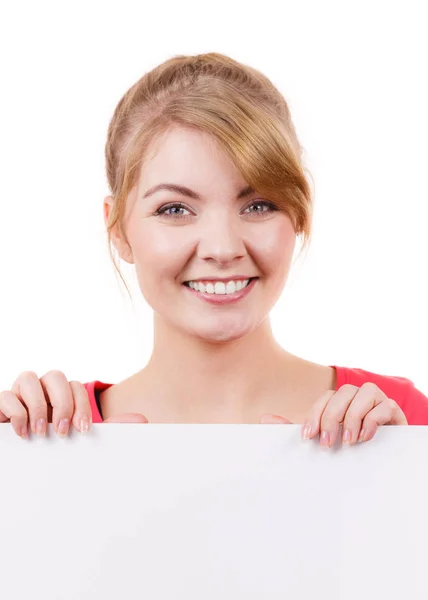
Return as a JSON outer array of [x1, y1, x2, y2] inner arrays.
[[106, 126, 297, 342]]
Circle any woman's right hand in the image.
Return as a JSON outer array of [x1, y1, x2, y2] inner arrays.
[[0, 370, 148, 439]]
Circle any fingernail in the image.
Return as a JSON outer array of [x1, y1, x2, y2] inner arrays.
[[80, 416, 90, 434], [302, 423, 312, 440], [342, 429, 352, 446], [58, 418, 70, 437], [20, 424, 28, 439], [358, 429, 367, 442], [36, 418, 46, 437], [320, 430, 330, 447]]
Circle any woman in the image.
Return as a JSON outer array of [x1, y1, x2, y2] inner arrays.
[[1, 52, 427, 446]]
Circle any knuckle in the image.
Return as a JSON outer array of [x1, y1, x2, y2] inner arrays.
[[360, 381, 378, 393], [341, 384, 359, 394], [31, 400, 49, 413], [69, 380, 84, 392], [360, 416, 380, 433], [0, 389, 15, 403], [344, 407, 363, 422], [321, 420, 339, 432], [12, 404, 28, 419], [320, 412, 340, 429], [361, 413, 376, 426], [388, 398, 398, 410], [0, 390, 12, 408], [41, 371, 73, 409], [42, 370, 67, 382], [18, 371, 39, 384], [0, 392, 27, 419], [388, 398, 406, 421]]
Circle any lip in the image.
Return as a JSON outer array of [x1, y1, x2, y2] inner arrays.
[[182, 277, 258, 304], [184, 275, 258, 283]]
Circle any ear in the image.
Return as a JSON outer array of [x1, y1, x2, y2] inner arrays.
[[103, 195, 134, 264]]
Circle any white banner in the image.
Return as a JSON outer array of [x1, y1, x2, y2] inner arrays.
[[0, 424, 427, 599]]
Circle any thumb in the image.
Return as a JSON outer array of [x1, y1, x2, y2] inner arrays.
[[103, 413, 149, 424], [259, 414, 292, 424]]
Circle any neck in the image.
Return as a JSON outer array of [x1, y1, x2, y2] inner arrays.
[[140, 314, 295, 420]]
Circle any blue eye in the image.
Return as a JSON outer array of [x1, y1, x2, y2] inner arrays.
[[154, 203, 190, 218], [243, 200, 278, 216], [153, 200, 278, 220]]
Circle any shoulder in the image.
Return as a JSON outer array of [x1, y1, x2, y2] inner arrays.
[[333, 365, 428, 425]]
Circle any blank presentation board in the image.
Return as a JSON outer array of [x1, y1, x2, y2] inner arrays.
[[1, 423, 427, 599]]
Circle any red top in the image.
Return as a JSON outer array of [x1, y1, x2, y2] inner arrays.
[[84, 365, 428, 425]]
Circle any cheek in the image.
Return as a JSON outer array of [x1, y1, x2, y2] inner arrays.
[[253, 219, 296, 273], [130, 226, 189, 279]]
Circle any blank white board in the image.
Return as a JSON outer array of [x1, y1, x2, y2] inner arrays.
[[1, 424, 427, 599]]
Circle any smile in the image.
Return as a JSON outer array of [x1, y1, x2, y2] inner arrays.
[[182, 277, 258, 304]]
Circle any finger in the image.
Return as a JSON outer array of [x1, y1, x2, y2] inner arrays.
[[260, 414, 292, 424], [69, 381, 92, 434], [103, 413, 149, 424], [11, 371, 49, 436], [0, 390, 29, 438], [301, 389, 336, 442], [319, 384, 365, 447], [358, 399, 408, 443], [39, 371, 74, 437], [341, 382, 390, 445]]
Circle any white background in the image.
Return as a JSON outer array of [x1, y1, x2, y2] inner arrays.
[[0, 0, 426, 392]]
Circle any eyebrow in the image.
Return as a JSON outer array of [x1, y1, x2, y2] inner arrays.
[[142, 183, 256, 200]]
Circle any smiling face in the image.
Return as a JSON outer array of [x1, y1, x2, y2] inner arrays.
[[105, 126, 297, 343]]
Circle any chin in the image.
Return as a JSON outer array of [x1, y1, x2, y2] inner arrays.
[[198, 331, 247, 344], [184, 318, 259, 344]]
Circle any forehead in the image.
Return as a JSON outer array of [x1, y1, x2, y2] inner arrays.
[[138, 127, 245, 192]]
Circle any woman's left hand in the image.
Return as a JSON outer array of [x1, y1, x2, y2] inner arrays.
[[260, 382, 408, 448]]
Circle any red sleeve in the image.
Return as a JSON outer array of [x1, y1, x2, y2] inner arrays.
[[334, 366, 428, 425], [83, 381, 114, 423]]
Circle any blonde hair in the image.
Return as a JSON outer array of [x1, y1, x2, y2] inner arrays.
[[104, 52, 314, 299]]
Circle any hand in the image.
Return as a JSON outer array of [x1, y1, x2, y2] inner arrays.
[[0, 371, 148, 438], [259, 382, 407, 447]]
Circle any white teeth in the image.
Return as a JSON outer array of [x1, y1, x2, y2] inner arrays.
[[214, 282, 226, 294], [226, 281, 235, 294], [188, 279, 251, 295]]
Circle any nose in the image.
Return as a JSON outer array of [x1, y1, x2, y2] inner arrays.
[[196, 212, 246, 265]]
